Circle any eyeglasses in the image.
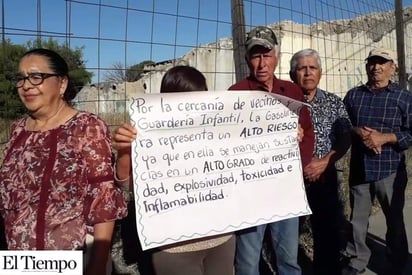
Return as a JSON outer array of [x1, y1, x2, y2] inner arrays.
[[11, 72, 60, 88]]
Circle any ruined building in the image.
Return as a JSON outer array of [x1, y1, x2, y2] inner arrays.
[[75, 7, 412, 114]]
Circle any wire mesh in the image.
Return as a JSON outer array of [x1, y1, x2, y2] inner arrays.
[[0, 0, 411, 145]]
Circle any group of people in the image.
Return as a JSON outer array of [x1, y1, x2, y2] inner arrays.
[[0, 25, 410, 275]]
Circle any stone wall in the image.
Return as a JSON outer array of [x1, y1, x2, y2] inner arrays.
[[75, 7, 412, 114]]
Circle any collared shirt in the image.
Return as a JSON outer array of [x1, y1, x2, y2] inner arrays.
[[228, 75, 315, 167], [343, 82, 412, 181], [305, 88, 352, 159]]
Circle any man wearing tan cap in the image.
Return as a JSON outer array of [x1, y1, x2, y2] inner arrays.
[[229, 26, 315, 275], [341, 48, 412, 275]]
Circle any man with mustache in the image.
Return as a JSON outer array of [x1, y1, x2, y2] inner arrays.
[[341, 48, 412, 275], [289, 48, 352, 275]]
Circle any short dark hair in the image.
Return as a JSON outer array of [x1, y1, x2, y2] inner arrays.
[[21, 48, 79, 103], [160, 65, 208, 93]]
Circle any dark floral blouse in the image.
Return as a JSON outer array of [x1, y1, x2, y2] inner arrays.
[[0, 111, 127, 250]]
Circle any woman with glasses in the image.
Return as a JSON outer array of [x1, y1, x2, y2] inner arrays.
[[0, 48, 127, 275]]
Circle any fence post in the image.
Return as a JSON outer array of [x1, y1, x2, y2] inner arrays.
[[231, 0, 249, 82], [395, 0, 407, 89]]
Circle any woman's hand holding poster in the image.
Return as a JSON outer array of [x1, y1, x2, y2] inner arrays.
[[129, 90, 311, 250]]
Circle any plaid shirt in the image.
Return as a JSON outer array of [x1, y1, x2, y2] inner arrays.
[[343, 82, 412, 181]]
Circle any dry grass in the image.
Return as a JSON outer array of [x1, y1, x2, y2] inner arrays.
[[98, 112, 129, 129], [0, 118, 13, 161]]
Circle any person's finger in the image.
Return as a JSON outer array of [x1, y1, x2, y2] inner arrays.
[[113, 127, 136, 141], [124, 123, 137, 134]]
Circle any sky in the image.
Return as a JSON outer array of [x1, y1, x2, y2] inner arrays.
[[2, 0, 411, 83]]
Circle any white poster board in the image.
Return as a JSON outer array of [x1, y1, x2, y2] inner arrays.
[[129, 90, 311, 250]]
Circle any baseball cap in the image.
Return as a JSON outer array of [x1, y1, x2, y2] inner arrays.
[[365, 48, 397, 65], [245, 26, 278, 53]]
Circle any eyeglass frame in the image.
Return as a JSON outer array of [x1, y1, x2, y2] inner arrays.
[[11, 72, 61, 88]]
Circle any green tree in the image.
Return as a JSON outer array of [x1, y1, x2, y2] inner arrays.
[[0, 40, 27, 119], [28, 38, 93, 91], [0, 39, 93, 119]]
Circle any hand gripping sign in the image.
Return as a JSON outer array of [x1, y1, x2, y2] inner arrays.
[[129, 90, 311, 250]]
